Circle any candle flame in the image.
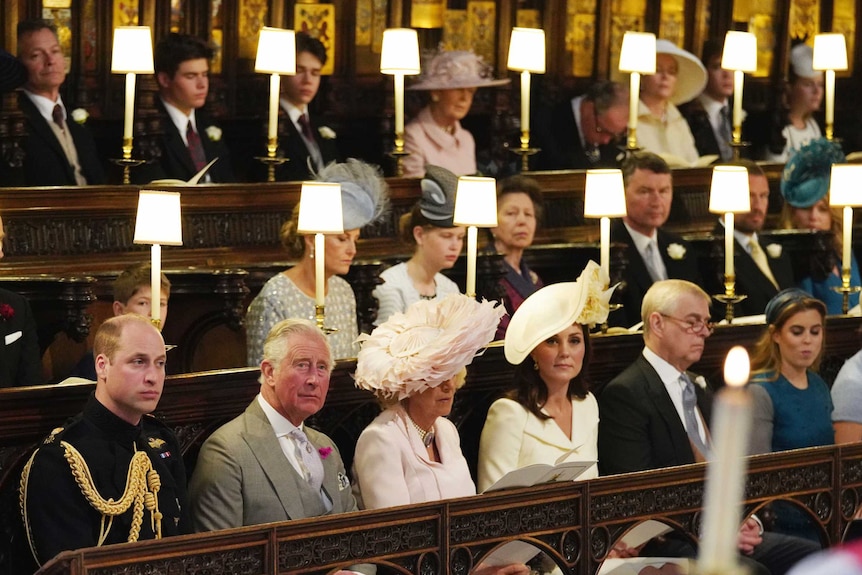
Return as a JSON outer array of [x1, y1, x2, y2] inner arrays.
[[723, 346, 750, 387]]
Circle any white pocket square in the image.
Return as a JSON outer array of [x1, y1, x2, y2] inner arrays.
[[5, 331, 22, 345]]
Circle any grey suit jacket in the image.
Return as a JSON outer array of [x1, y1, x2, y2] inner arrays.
[[189, 398, 357, 532]]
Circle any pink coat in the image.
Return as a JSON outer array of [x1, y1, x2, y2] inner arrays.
[[402, 106, 477, 178]]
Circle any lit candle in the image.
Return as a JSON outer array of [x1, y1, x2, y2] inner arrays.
[[520, 70, 531, 134], [843, 205, 852, 278], [150, 244, 161, 323], [698, 346, 752, 572], [394, 73, 405, 135], [825, 69, 836, 127], [466, 225, 478, 297], [314, 233, 326, 307], [628, 72, 641, 131], [600, 216, 610, 281], [124, 73, 136, 140], [268, 73, 280, 141], [732, 70, 744, 140], [724, 212, 735, 277]]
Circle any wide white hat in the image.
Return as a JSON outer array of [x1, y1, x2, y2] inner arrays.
[[504, 261, 615, 365], [654, 39, 707, 105]]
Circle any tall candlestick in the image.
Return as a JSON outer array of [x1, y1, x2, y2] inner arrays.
[[825, 69, 836, 128], [394, 73, 405, 135], [314, 233, 326, 307], [268, 73, 280, 141], [520, 70, 531, 134], [843, 206, 852, 278], [124, 73, 136, 140], [699, 346, 751, 572], [628, 72, 641, 131], [150, 244, 161, 323], [600, 217, 610, 282], [732, 70, 744, 142], [466, 225, 478, 297], [725, 213, 735, 277]]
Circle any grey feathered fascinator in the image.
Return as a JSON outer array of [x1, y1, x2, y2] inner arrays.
[[315, 159, 390, 230]]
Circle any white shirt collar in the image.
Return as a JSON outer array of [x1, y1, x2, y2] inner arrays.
[[24, 90, 64, 124], [280, 99, 307, 125], [571, 95, 587, 149], [623, 220, 658, 253], [718, 217, 758, 253], [257, 393, 303, 438], [642, 346, 685, 385], [161, 97, 197, 137]]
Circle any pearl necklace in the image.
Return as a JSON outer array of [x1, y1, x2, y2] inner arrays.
[[407, 414, 435, 448]]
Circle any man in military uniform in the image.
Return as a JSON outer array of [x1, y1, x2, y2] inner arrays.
[[20, 314, 189, 567]]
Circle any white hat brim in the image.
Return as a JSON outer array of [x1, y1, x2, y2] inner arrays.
[[655, 40, 708, 105]]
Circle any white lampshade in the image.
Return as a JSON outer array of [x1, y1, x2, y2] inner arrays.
[[709, 166, 751, 214], [454, 176, 498, 227], [721, 31, 757, 72], [297, 182, 344, 234], [255, 27, 296, 75], [381, 28, 421, 75], [813, 33, 848, 71], [584, 169, 627, 218], [111, 27, 154, 73], [830, 164, 862, 206], [619, 32, 656, 73], [134, 190, 183, 245], [507, 27, 546, 73]]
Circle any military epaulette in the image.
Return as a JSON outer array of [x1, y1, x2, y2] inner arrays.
[[41, 427, 65, 445]]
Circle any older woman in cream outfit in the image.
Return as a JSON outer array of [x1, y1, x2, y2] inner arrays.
[[478, 261, 614, 492]]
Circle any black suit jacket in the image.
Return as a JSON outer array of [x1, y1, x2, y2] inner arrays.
[[8, 94, 106, 186], [610, 220, 701, 328], [272, 110, 340, 182], [679, 98, 724, 159], [0, 288, 41, 388], [532, 98, 620, 171], [132, 101, 235, 184], [705, 222, 795, 318], [598, 354, 713, 475]]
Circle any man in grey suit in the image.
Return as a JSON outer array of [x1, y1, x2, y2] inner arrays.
[[189, 318, 356, 530]]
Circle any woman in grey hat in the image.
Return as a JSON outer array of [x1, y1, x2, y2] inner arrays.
[[246, 160, 388, 363], [373, 165, 464, 325], [402, 50, 509, 178]]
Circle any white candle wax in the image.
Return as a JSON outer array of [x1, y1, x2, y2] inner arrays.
[[843, 206, 852, 278], [600, 217, 610, 282], [628, 72, 641, 130], [699, 346, 752, 572], [732, 70, 744, 138], [394, 73, 405, 135], [725, 212, 735, 277], [520, 70, 531, 134], [826, 69, 836, 127], [150, 244, 161, 323], [314, 233, 326, 307], [466, 225, 478, 297], [124, 73, 136, 140], [268, 73, 280, 141]]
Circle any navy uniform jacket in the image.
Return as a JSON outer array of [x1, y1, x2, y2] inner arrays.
[[0, 287, 41, 388], [21, 395, 190, 566]]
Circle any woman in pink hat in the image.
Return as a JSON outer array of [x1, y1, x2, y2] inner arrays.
[[402, 50, 509, 178]]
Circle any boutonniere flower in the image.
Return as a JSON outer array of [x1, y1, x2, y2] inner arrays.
[[318, 126, 337, 139], [766, 243, 782, 258], [667, 243, 686, 260], [205, 125, 222, 141], [0, 304, 14, 321], [694, 375, 708, 390], [318, 446, 332, 460], [71, 108, 88, 125]]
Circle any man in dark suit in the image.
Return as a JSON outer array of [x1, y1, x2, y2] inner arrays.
[[532, 80, 628, 171], [134, 33, 234, 184], [706, 160, 795, 317], [610, 152, 700, 327], [679, 40, 734, 161], [598, 279, 820, 574], [0, 214, 41, 387], [7, 19, 105, 187], [273, 33, 340, 182]]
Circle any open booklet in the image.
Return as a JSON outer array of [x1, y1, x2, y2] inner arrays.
[[148, 157, 219, 185], [657, 153, 719, 168], [480, 540, 542, 567], [482, 459, 596, 493]]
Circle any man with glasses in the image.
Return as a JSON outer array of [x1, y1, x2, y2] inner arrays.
[[532, 80, 628, 170], [610, 152, 700, 327], [598, 279, 820, 575]]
